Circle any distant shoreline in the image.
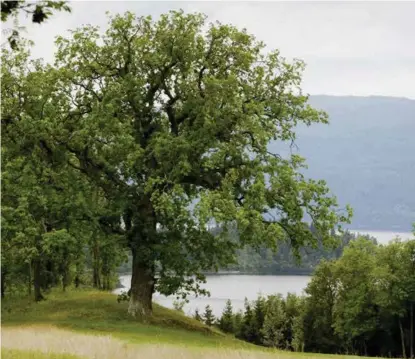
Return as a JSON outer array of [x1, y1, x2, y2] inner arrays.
[[117, 271, 313, 280]]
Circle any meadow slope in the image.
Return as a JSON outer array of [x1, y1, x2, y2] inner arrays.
[[1, 290, 370, 359]]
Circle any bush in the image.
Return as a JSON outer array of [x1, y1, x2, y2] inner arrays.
[[116, 291, 130, 303], [173, 299, 186, 313]]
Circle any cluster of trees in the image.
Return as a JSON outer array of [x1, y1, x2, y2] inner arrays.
[[218, 226, 377, 274], [201, 236, 415, 358], [1, 10, 351, 316]]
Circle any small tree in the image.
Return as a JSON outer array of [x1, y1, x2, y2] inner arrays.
[[173, 299, 186, 313], [292, 308, 305, 352], [261, 294, 287, 348], [238, 298, 256, 343], [233, 310, 244, 337], [194, 308, 202, 322], [252, 295, 267, 344], [283, 293, 302, 350], [203, 305, 215, 326], [219, 299, 234, 333]]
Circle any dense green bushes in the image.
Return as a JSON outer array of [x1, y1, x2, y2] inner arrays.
[[204, 237, 415, 358]]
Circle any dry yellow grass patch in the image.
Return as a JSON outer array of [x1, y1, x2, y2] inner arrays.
[[1, 326, 286, 359]]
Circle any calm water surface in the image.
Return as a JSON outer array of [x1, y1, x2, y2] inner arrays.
[[115, 275, 311, 317]]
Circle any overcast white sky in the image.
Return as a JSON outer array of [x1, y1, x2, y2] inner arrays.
[[3, 1, 415, 99]]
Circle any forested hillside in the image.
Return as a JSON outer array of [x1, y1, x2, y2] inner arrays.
[[272, 95, 415, 232], [226, 231, 377, 274]]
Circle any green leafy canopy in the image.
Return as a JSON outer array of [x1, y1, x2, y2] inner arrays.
[[2, 10, 352, 300]]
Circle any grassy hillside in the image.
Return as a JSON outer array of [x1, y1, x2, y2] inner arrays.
[[1, 290, 370, 359], [1, 289, 239, 348]]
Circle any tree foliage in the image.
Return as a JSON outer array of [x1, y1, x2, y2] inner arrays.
[[216, 227, 375, 274], [215, 234, 415, 358], [219, 299, 234, 333], [1, 10, 350, 316], [1, 43, 125, 299], [202, 304, 215, 326], [1, 1, 71, 49], [51, 10, 349, 316]]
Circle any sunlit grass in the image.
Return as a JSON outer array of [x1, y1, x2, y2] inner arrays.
[[1, 326, 364, 359], [1, 289, 251, 349], [1, 348, 83, 359], [1, 290, 374, 358]]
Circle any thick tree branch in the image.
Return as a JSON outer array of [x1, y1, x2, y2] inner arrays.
[[198, 35, 217, 98]]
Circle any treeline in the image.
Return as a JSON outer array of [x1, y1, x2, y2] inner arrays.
[[213, 224, 378, 275], [1, 227, 126, 299], [196, 237, 415, 358], [116, 229, 376, 276]]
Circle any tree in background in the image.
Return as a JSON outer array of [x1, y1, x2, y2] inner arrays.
[[332, 239, 380, 355], [1, 43, 125, 298], [1, 46, 83, 300], [251, 295, 266, 344], [221, 228, 377, 275], [238, 298, 256, 342], [219, 299, 234, 333], [298, 235, 415, 358], [376, 238, 415, 358], [295, 260, 339, 353], [232, 310, 244, 337], [261, 294, 287, 348], [193, 309, 202, 322], [283, 293, 303, 350], [203, 305, 215, 327], [214, 235, 415, 358]]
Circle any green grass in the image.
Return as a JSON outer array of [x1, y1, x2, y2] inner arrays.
[[1, 289, 372, 359], [1, 348, 83, 359], [1, 289, 254, 349]]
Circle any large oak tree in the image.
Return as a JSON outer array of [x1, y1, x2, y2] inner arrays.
[[3, 11, 351, 317]]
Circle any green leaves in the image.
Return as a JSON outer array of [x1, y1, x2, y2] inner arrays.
[[300, 237, 415, 356], [1, 1, 71, 49], [3, 10, 351, 304]]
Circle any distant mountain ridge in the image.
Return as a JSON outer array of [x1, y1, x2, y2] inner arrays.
[[269, 95, 415, 231]]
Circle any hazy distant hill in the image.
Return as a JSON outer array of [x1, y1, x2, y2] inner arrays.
[[270, 95, 415, 231]]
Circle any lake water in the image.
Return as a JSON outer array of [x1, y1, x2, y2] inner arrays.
[[114, 230, 413, 317], [115, 274, 311, 317]]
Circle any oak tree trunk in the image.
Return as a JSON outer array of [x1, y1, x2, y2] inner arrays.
[[128, 248, 155, 318]]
